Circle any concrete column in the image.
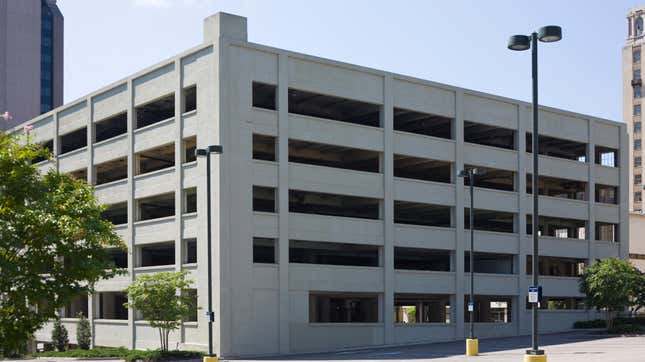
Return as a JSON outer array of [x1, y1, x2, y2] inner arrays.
[[173, 59, 185, 343], [454, 90, 465, 338], [126, 79, 136, 349], [588, 121, 596, 262], [87, 99, 94, 185], [88, 293, 95, 348], [53, 112, 59, 173], [619, 124, 630, 257], [518, 104, 530, 335], [382, 74, 394, 344], [277, 52, 290, 354]]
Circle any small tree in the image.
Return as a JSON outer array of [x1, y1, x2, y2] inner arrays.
[[579, 258, 642, 329], [51, 320, 68, 352], [76, 313, 91, 350], [125, 271, 195, 351]]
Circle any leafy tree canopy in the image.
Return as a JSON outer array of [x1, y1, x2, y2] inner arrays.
[[0, 133, 125, 356], [125, 271, 195, 351], [579, 257, 643, 329]]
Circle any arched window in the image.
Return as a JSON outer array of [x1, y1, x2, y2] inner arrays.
[[636, 17, 643, 36]]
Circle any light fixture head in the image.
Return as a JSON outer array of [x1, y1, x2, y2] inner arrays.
[[508, 35, 531, 51], [207, 145, 223, 154], [538, 25, 562, 43], [195, 148, 208, 157]]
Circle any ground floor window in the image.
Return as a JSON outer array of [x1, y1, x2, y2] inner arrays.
[[526, 297, 585, 310], [394, 294, 451, 324], [309, 293, 379, 323], [97, 292, 128, 320], [464, 295, 512, 323]]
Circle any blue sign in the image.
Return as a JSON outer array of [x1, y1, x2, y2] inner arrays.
[[528, 285, 542, 303]]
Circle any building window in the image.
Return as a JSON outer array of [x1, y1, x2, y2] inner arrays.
[[636, 192, 642, 202], [253, 186, 276, 213], [289, 240, 379, 267], [63, 295, 89, 318], [40, 0, 54, 113], [526, 297, 585, 310], [464, 295, 512, 323], [635, 104, 642, 116], [184, 238, 197, 264], [394, 247, 451, 272], [635, 69, 642, 81], [97, 292, 128, 320], [635, 86, 642, 99], [636, 122, 642, 133], [183, 85, 196, 113], [635, 47, 641, 63], [252, 82, 277, 110], [185, 289, 198, 322], [636, 174, 642, 185], [596, 222, 618, 242], [137, 241, 175, 267], [394, 294, 451, 324], [253, 237, 276, 264], [253, 134, 276, 161], [183, 136, 197, 163], [636, 156, 642, 167], [636, 139, 642, 151], [309, 293, 379, 323], [183, 187, 197, 214]]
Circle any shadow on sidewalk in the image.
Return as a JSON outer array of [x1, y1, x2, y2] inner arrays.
[[242, 331, 614, 361]]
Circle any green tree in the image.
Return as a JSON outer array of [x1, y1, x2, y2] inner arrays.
[[579, 258, 642, 329], [76, 313, 91, 350], [125, 271, 196, 351], [0, 133, 126, 356], [51, 319, 69, 352]]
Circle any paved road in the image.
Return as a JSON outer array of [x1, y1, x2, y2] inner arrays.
[[231, 331, 645, 362]]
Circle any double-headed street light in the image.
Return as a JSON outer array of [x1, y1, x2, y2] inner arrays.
[[508, 25, 562, 362], [195, 145, 223, 362], [458, 167, 485, 357]]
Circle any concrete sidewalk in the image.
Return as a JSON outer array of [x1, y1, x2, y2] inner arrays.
[[231, 331, 645, 362]]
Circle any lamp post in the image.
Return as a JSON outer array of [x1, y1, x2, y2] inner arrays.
[[195, 145, 223, 361], [458, 167, 485, 357], [508, 25, 562, 362]]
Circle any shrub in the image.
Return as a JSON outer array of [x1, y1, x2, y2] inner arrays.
[[607, 324, 644, 335], [615, 317, 645, 326], [573, 319, 606, 329], [34, 348, 203, 362], [50, 320, 69, 352], [76, 313, 91, 350]]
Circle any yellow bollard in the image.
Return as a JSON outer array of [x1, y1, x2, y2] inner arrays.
[[466, 338, 479, 356], [204, 356, 219, 362], [523, 354, 547, 362]]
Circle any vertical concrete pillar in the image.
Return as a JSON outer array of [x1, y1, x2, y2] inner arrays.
[[382, 74, 394, 344], [126, 79, 136, 350], [454, 90, 465, 339], [619, 124, 630, 258], [53, 112, 59, 173], [518, 104, 530, 335], [173, 59, 185, 344], [277, 52, 290, 354], [87, 99, 94, 185], [588, 120, 596, 263], [86, 98, 96, 348]]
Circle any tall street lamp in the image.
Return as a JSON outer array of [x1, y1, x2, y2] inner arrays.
[[195, 145, 223, 362], [458, 167, 485, 357], [508, 25, 562, 362]]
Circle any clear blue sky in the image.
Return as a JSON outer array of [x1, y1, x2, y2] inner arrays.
[[58, 0, 643, 121]]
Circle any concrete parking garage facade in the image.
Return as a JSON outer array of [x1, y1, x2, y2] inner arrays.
[[15, 12, 628, 358]]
